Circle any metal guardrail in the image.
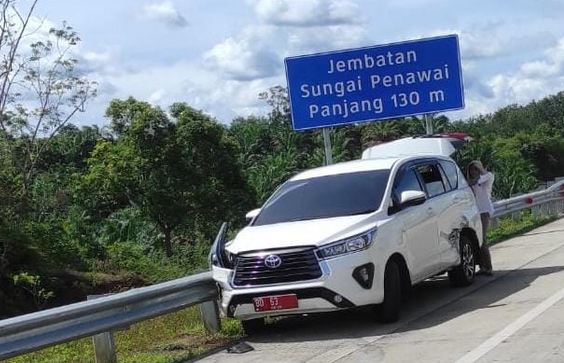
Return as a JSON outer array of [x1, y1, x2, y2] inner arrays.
[[492, 180, 564, 223], [0, 272, 219, 361], [0, 182, 563, 362]]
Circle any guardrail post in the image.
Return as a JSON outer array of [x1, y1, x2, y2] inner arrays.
[[540, 203, 547, 217], [92, 332, 117, 363], [199, 300, 221, 334], [88, 295, 117, 363]]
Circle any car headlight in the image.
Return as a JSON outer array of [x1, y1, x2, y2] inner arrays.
[[316, 229, 377, 259]]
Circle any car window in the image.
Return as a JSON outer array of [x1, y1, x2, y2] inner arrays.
[[438, 164, 453, 191], [392, 168, 422, 204], [439, 160, 458, 190], [253, 169, 391, 226], [416, 163, 446, 197]]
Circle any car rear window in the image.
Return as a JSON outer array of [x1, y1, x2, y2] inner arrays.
[[440, 160, 459, 190]]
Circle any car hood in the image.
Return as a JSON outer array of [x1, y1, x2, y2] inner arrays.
[[226, 214, 380, 255]]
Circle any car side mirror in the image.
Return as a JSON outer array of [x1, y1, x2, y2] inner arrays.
[[245, 208, 261, 221], [400, 190, 426, 208]]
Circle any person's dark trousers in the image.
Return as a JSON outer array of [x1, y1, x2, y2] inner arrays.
[[480, 212, 493, 272]]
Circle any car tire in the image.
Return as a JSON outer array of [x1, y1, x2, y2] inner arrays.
[[241, 318, 265, 335], [375, 260, 402, 323], [448, 234, 476, 287]]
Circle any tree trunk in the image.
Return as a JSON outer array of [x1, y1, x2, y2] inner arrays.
[[163, 227, 173, 257]]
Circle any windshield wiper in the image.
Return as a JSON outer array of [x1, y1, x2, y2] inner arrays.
[[281, 210, 376, 222], [347, 209, 376, 216]]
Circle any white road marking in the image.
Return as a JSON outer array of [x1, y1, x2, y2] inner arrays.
[[456, 286, 564, 363]]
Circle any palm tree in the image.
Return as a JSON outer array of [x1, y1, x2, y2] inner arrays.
[[360, 120, 402, 147]]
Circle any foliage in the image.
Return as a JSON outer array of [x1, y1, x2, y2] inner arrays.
[[79, 99, 252, 256], [488, 212, 557, 245], [0, 1, 97, 190], [453, 138, 538, 199], [12, 272, 54, 309]]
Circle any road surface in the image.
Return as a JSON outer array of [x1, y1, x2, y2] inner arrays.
[[199, 218, 564, 363]]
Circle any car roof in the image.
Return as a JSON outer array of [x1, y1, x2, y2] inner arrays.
[[292, 158, 398, 180], [291, 154, 454, 181], [361, 136, 462, 159]]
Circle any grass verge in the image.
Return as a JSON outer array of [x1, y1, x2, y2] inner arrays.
[[488, 211, 559, 245], [5, 307, 242, 363]]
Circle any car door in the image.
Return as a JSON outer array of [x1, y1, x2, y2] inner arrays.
[[412, 162, 448, 277], [391, 164, 440, 282]]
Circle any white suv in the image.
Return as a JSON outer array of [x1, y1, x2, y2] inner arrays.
[[211, 147, 483, 333]]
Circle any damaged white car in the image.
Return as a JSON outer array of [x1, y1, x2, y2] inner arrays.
[[210, 136, 483, 333]]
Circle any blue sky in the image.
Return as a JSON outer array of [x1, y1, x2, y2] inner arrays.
[[33, 0, 564, 126]]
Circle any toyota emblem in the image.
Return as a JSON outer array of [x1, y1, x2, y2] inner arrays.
[[264, 254, 282, 268]]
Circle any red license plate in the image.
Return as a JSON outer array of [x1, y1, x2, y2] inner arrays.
[[253, 294, 298, 312]]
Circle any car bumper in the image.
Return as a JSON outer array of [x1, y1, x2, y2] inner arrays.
[[212, 250, 384, 320]]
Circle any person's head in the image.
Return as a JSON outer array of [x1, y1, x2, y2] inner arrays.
[[467, 160, 486, 179]]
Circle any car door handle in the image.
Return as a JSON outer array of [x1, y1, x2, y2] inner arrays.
[[453, 196, 461, 203], [427, 207, 435, 216]]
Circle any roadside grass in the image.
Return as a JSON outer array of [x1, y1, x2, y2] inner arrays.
[[5, 307, 242, 363], [488, 211, 558, 245]]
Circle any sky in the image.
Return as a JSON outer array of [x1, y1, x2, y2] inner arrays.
[[28, 0, 564, 126]]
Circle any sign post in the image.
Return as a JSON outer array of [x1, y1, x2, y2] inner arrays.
[[322, 128, 333, 165], [284, 34, 464, 150], [425, 114, 433, 135]]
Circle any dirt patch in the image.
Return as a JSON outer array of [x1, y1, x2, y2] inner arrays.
[[158, 334, 233, 356]]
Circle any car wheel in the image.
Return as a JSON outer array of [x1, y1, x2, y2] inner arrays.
[[241, 317, 266, 335], [375, 260, 402, 323], [448, 234, 476, 287]]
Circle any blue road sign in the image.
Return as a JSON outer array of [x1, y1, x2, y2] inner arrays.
[[284, 34, 464, 131]]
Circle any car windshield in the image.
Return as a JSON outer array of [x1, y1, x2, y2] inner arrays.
[[253, 169, 390, 226]]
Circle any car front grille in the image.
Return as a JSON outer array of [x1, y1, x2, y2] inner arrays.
[[233, 248, 322, 287]]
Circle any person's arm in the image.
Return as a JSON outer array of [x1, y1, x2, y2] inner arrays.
[[478, 172, 495, 197], [477, 172, 493, 186]]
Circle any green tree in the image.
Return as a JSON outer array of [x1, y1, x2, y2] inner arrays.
[[0, 1, 97, 191], [80, 99, 251, 256]]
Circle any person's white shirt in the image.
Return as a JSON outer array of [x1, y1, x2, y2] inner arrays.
[[471, 172, 495, 216]]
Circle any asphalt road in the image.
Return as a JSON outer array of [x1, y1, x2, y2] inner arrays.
[[199, 218, 564, 363]]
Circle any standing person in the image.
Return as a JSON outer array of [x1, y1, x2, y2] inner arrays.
[[467, 160, 494, 276]]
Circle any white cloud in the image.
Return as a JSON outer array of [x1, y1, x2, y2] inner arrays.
[[141, 1, 188, 28], [489, 38, 564, 102], [252, 0, 360, 27], [203, 26, 281, 81], [67, 1, 368, 125], [63, 0, 564, 126], [287, 24, 367, 53], [450, 37, 564, 119], [426, 24, 556, 61], [204, 0, 367, 82], [76, 56, 281, 125], [82, 51, 112, 64], [148, 89, 166, 104], [380, 0, 447, 8], [518, 39, 564, 78]]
